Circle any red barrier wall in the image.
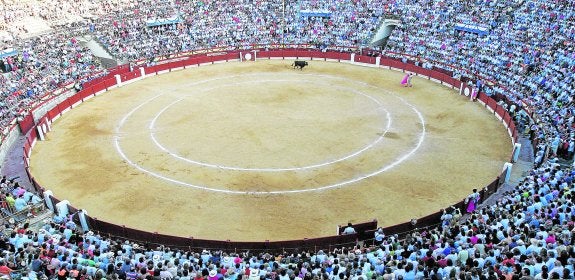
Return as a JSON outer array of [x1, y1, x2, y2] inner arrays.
[[22, 48, 516, 252], [354, 55, 376, 64], [18, 113, 35, 134]]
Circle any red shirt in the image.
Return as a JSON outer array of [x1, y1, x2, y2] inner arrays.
[[0, 265, 13, 275]]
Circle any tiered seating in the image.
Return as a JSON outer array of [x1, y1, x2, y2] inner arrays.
[[0, 0, 573, 278]]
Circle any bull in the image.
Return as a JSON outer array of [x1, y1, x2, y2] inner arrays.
[[291, 60, 308, 70]]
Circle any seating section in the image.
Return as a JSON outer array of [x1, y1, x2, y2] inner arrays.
[[0, 0, 574, 279]]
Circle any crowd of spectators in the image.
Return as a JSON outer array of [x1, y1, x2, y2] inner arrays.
[[385, 0, 575, 162], [85, 0, 384, 62], [0, 0, 137, 37], [0, 175, 42, 217], [0, 0, 574, 279], [0, 0, 386, 137], [1, 160, 575, 279], [2, 0, 574, 162], [2, 0, 571, 159], [0, 30, 103, 133]]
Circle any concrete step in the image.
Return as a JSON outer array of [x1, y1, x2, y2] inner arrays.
[[370, 18, 400, 48], [460, 136, 535, 222], [81, 36, 115, 59], [18, 17, 53, 39], [0, 209, 52, 237], [27, 209, 53, 230], [518, 137, 534, 162]]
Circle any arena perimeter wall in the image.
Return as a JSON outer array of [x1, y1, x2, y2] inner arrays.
[[16, 47, 518, 252]]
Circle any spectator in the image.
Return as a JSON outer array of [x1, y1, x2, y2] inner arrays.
[[342, 222, 356, 235], [0, 1, 574, 279]]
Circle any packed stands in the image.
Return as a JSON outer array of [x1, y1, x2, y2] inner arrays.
[[0, 0, 573, 278]]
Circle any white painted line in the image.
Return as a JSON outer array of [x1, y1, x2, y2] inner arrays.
[[148, 79, 392, 172], [114, 73, 426, 195]]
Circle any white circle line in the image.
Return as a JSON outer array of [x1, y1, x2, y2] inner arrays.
[[113, 72, 426, 194], [116, 93, 164, 132], [148, 79, 392, 171]]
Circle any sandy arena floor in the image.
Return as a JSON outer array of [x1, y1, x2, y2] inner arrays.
[[29, 60, 511, 241]]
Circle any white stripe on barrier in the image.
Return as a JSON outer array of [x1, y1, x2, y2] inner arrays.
[[36, 126, 44, 141], [30, 138, 37, 149], [115, 74, 122, 87], [60, 107, 70, 115], [122, 79, 138, 86], [353, 62, 378, 68], [83, 94, 95, 101]]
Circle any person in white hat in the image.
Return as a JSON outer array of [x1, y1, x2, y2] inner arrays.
[[222, 254, 233, 268], [374, 228, 385, 245], [201, 250, 211, 264], [208, 269, 218, 280], [153, 254, 161, 264], [248, 268, 260, 280]]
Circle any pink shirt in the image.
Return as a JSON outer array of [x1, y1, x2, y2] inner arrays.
[[470, 235, 479, 245]]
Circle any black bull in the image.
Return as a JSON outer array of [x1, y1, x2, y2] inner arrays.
[[291, 60, 308, 70]]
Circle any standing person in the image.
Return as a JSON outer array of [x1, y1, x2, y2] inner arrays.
[[551, 135, 561, 157], [440, 208, 454, 228], [567, 138, 574, 160], [471, 87, 479, 101], [374, 228, 385, 245], [529, 122, 538, 141], [342, 223, 356, 235], [466, 189, 480, 213]]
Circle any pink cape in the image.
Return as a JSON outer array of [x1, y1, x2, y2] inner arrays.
[[401, 74, 410, 85], [466, 199, 476, 213], [471, 88, 478, 100]]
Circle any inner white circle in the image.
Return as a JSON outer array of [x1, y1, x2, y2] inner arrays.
[[149, 79, 391, 172], [114, 72, 426, 194]]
